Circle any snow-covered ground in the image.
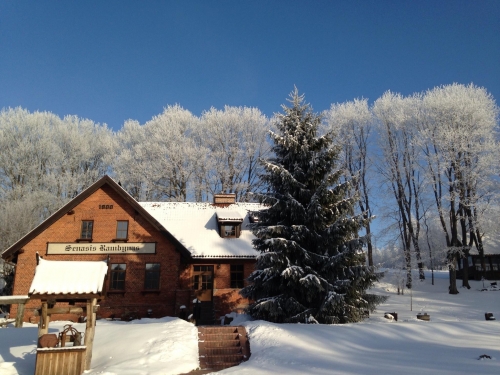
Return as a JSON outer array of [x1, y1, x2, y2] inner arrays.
[[0, 317, 199, 375], [1, 270, 499, 374]]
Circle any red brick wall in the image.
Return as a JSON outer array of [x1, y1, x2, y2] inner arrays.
[[177, 260, 255, 320], [213, 261, 254, 319], [11, 185, 183, 322]]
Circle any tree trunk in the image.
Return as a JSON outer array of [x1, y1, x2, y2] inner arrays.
[[448, 253, 459, 294], [366, 222, 373, 267], [460, 224, 471, 289], [461, 251, 471, 289], [412, 238, 425, 281], [475, 228, 486, 273], [404, 238, 412, 290]]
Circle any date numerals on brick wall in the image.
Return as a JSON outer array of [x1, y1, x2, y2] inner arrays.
[[99, 204, 114, 209]]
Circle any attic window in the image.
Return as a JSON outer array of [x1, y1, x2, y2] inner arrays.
[[223, 225, 237, 238], [216, 211, 243, 239]]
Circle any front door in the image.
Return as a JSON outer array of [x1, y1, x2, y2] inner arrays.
[[193, 265, 214, 302]]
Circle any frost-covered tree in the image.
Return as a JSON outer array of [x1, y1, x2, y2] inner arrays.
[[196, 106, 270, 201], [420, 83, 499, 293], [374, 92, 426, 287], [0, 108, 112, 202], [241, 89, 379, 324], [324, 98, 374, 266], [0, 107, 112, 250], [112, 119, 154, 201], [142, 105, 202, 201], [112, 105, 270, 202]]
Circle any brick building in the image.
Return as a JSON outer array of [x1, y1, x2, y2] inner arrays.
[[1, 176, 262, 324]]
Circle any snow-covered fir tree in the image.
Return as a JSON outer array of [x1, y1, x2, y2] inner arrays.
[[241, 88, 379, 324]]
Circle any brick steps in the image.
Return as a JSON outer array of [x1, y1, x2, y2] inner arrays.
[[202, 340, 241, 348], [197, 326, 250, 372], [201, 333, 240, 341], [205, 347, 243, 355]]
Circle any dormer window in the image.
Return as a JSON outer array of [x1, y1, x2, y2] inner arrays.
[[223, 225, 237, 238], [216, 211, 243, 238]]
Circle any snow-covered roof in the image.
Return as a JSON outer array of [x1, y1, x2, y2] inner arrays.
[[140, 202, 263, 258], [29, 257, 108, 296], [216, 211, 244, 222]]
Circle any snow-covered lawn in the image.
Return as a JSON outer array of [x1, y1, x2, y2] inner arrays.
[[224, 270, 500, 375], [0, 317, 199, 375], [1, 270, 499, 374]]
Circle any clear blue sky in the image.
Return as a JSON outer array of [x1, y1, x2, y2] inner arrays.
[[1, 1, 499, 131]]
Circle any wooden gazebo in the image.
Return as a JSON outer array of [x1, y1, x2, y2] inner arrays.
[[29, 255, 108, 375]]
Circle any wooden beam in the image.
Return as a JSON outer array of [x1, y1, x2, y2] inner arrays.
[[34, 307, 84, 316], [0, 295, 30, 304], [50, 306, 84, 315], [15, 303, 25, 328], [38, 301, 49, 338], [84, 298, 97, 370]]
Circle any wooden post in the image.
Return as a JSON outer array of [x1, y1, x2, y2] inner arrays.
[[38, 301, 49, 337], [84, 298, 97, 370], [15, 303, 25, 328]]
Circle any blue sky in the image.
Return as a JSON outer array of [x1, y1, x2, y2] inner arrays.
[[1, 1, 499, 131]]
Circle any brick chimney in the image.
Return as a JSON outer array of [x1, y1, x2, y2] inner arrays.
[[213, 193, 236, 207]]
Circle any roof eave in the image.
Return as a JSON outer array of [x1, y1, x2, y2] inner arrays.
[[191, 255, 257, 259]]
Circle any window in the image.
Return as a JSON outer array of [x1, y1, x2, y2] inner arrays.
[[193, 274, 213, 290], [193, 265, 214, 272], [224, 225, 236, 237], [475, 260, 482, 271], [220, 224, 241, 238], [116, 221, 128, 239], [230, 264, 244, 288], [144, 263, 160, 290], [110, 264, 126, 290], [192, 265, 214, 290], [81, 221, 93, 239]]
